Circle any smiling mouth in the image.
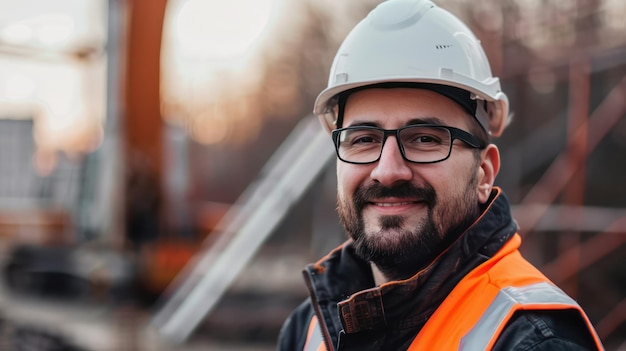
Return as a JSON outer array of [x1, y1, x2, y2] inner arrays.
[[373, 201, 416, 207]]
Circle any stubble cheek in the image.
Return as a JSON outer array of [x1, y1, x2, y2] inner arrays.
[[432, 173, 480, 237], [336, 165, 365, 231], [337, 190, 359, 237]]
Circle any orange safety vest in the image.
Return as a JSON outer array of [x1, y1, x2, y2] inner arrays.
[[304, 234, 604, 350]]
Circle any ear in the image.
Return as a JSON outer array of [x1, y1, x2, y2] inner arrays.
[[476, 144, 500, 204]]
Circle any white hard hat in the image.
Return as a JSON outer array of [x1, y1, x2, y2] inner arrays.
[[314, 0, 510, 137]]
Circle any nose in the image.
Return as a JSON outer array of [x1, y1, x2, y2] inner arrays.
[[370, 136, 413, 186]]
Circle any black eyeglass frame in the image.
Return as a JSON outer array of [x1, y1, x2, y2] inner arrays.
[[331, 124, 487, 165]]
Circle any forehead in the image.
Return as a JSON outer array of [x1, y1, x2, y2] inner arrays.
[[343, 88, 474, 130]]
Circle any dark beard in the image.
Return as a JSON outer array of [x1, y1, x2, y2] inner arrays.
[[337, 180, 479, 281]]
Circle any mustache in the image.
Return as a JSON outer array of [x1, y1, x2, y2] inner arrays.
[[353, 182, 437, 210]]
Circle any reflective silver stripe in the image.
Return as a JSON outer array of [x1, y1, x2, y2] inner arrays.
[[460, 282, 580, 350], [304, 318, 325, 351]]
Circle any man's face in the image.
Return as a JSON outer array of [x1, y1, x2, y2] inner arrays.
[[336, 88, 492, 279]]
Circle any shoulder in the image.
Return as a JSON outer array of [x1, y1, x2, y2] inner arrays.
[[492, 309, 600, 351], [277, 298, 315, 351]]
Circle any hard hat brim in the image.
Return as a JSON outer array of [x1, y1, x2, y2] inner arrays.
[[314, 77, 509, 137]]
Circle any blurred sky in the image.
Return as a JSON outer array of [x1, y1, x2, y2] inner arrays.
[[0, 0, 106, 157], [0, 0, 293, 154]]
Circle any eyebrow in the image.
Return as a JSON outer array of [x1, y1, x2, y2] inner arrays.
[[405, 117, 445, 126], [344, 120, 381, 128], [345, 116, 446, 128]]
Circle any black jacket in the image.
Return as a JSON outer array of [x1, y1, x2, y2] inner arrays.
[[277, 190, 601, 350]]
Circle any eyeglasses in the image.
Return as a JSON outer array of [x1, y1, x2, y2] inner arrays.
[[331, 124, 486, 164]]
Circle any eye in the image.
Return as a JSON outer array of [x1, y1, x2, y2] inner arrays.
[[342, 129, 383, 145], [404, 132, 443, 145], [400, 126, 450, 149], [413, 134, 441, 144], [352, 135, 378, 144]]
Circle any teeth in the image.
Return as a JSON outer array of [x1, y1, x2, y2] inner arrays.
[[375, 202, 413, 207]]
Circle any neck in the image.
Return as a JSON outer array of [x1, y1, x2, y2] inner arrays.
[[371, 262, 388, 285]]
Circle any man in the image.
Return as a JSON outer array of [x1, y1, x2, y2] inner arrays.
[[278, 0, 605, 350]]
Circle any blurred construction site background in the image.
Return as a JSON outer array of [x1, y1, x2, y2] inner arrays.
[[0, 0, 624, 350]]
